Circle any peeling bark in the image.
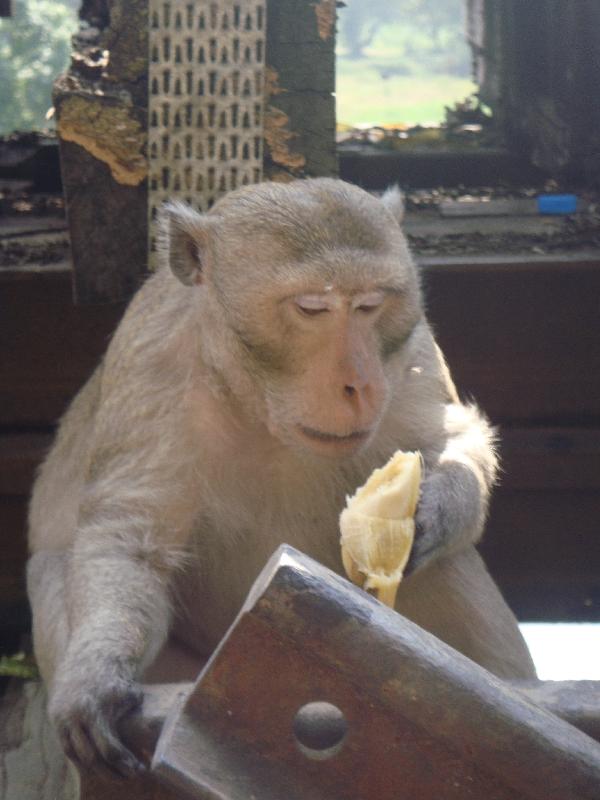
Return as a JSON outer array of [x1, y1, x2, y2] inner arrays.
[[264, 0, 337, 180], [264, 67, 307, 174], [56, 94, 147, 187], [313, 0, 336, 40], [264, 107, 307, 173], [53, 0, 148, 303]]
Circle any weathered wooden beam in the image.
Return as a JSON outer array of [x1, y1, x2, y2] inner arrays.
[[264, 0, 337, 180], [54, 0, 148, 304], [339, 147, 547, 189]]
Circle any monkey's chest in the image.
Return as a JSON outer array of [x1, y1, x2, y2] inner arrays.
[[172, 504, 343, 654]]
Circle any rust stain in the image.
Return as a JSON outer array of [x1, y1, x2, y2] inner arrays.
[[264, 66, 286, 97], [264, 67, 306, 174], [264, 106, 307, 172], [313, 0, 336, 40], [57, 96, 147, 186]]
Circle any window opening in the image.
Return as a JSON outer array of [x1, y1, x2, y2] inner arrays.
[[336, 0, 477, 131], [0, 0, 78, 135]]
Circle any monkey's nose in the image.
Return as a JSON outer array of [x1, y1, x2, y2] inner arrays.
[[343, 381, 371, 410]]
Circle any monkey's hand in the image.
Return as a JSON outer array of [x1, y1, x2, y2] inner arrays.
[[406, 460, 486, 576], [49, 660, 145, 780]]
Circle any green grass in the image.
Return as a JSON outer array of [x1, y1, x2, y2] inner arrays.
[[336, 58, 477, 127]]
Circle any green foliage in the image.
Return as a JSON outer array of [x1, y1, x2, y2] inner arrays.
[[0, 652, 39, 680], [337, 65, 476, 127], [0, 0, 77, 134], [339, 0, 470, 74], [337, 0, 474, 126]]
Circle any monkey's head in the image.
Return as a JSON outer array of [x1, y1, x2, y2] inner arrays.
[[162, 179, 423, 459]]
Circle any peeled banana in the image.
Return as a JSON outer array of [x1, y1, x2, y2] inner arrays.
[[339, 450, 422, 608]]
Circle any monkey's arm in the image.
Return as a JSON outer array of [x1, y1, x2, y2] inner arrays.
[[406, 344, 498, 575], [48, 521, 176, 778], [45, 377, 199, 778]]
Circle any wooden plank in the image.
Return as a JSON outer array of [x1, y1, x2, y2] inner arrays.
[[0, 267, 125, 426], [0, 434, 52, 496], [0, 498, 29, 631], [59, 139, 148, 305], [438, 196, 581, 218], [482, 488, 600, 620], [265, 0, 337, 179], [339, 148, 546, 189], [420, 251, 600, 273], [0, 217, 67, 237], [499, 428, 600, 491], [3, 252, 598, 427], [54, 0, 148, 304], [422, 254, 600, 424]]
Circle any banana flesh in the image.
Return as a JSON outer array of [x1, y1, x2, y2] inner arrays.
[[339, 450, 422, 608]]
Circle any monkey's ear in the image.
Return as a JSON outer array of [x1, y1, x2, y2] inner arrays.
[[381, 185, 405, 226], [160, 202, 214, 286]]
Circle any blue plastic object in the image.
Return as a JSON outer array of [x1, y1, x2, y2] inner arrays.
[[537, 194, 578, 215]]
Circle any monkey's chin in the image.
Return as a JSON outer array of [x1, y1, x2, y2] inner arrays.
[[295, 425, 372, 459]]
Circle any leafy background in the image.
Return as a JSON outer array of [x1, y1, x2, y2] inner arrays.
[[0, 0, 77, 134], [337, 0, 476, 127], [0, 0, 475, 134]]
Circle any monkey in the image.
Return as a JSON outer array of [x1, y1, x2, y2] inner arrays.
[[27, 177, 536, 779]]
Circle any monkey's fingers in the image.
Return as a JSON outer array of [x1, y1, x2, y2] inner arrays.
[[91, 718, 146, 779], [61, 717, 144, 781], [61, 722, 97, 773], [404, 514, 442, 576]]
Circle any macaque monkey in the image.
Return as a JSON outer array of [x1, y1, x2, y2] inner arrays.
[[27, 178, 536, 778]]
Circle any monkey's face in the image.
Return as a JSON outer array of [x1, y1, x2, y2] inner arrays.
[[219, 261, 422, 460], [164, 179, 423, 459]]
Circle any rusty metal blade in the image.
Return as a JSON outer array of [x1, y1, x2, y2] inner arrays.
[[152, 545, 600, 800]]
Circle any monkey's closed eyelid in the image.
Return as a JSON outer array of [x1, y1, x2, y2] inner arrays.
[[294, 294, 333, 314], [352, 291, 385, 311]]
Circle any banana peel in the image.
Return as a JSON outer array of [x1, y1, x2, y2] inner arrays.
[[340, 450, 422, 608]]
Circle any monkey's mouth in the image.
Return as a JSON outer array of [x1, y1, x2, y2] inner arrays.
[[298, 425, 370, 446]]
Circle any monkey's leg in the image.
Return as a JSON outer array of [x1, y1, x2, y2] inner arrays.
[[396, 545, 537, 679], [27, 550, 72, 686]]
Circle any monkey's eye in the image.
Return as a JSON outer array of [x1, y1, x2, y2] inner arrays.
[[353, 291, 385, 313], [294, 294, 331, 316]]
